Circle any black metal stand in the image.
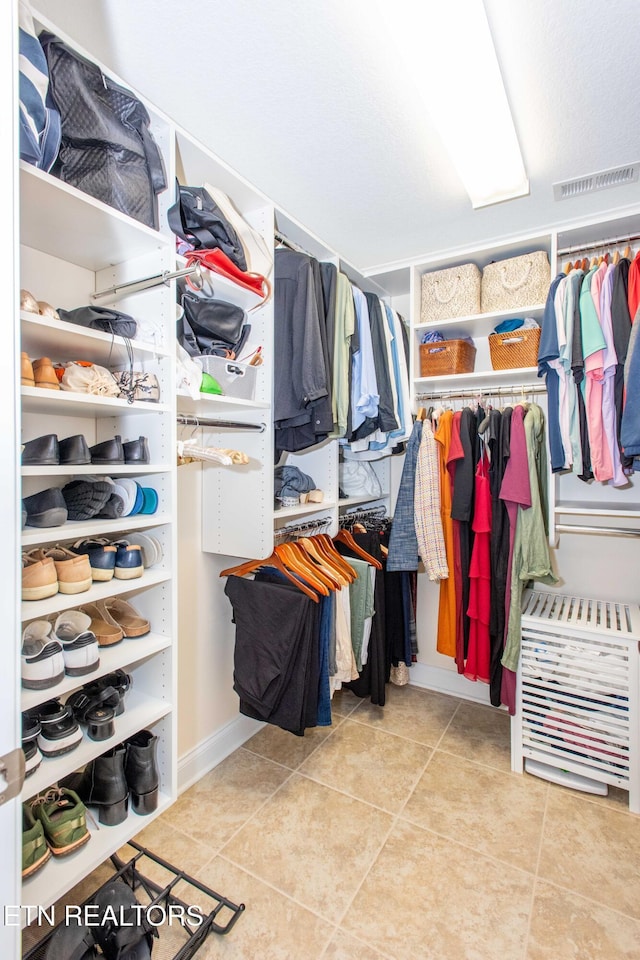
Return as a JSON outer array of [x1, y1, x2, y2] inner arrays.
[[22, 841, 245, 960]]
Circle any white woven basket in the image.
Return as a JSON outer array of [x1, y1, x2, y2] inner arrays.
[[481, 251, 550, 313], [420, 262, 481, 322]]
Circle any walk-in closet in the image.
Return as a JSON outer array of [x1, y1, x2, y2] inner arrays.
[[4, 2, 640, 958]]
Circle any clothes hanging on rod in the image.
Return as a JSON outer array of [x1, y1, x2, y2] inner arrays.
[[273, 248, 411, 460]]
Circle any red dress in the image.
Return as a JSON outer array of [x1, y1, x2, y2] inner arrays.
[[465, 451, 492, 683]]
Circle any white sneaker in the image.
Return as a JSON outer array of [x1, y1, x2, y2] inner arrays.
[[53, 610, 100, 677], [21, 621, 65, 690]]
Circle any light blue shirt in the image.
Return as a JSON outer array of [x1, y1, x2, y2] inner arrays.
[[350, 285, 379, 431]]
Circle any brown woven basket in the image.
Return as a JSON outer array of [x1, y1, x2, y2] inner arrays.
[[488, 327, 541, 369], [419, 340, 476, 377]]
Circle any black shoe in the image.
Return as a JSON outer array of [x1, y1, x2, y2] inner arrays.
[[45, 922, 98, 960], [91, 879, 157, 960], [124, 731, 159, 815], [22, 434, 59, 465], [123, 436, 150, 465], [89, 435, 124, 465], [83, 670, 131, 716], [23, 488, 68, 527], [95, 493, 125, 519], [26, 699, 83, 758], [61, 480, 113, 521], [22, 712, 42, 778], [64, 745, 129, 826], [59, 434, 91, 465], [66, 685, 119, 741]]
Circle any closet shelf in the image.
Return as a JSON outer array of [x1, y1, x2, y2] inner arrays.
[[21, 312, 171, 362], [21, 386, 172, 418], [414, 303, 545, 339], [21, 791, 173, 922], [175, 254, 267, 312], [21, 632, 172, 713], [20, 162, 170, 271], [22, 464, 169, 478], [21, 513, 172, 549], [177, 391, 270, 416], [414, 366, 540, 391], [274, 500, 337, 520], [22, 689, 172, 800], [21, 568, 171, 621]]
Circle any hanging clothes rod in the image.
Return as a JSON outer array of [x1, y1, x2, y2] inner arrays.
[[555, 523, 640, 539], [274, 229, 315, 258], [177, 414, 265, 432], [557, 232, 640, 257], [339, 504, 387, 521], [274, 515, 333, 541], [92, 265, 202, 302], [415, 382, 547, 402]]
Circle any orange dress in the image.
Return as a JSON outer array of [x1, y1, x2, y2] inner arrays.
[[433, 410, 457, 657]]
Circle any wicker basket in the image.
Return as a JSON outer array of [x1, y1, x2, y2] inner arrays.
[[488, 327, 541, 369], [481, 251, 550, 313], [421, 263, 481, 322], [419, 339, 476, 377]]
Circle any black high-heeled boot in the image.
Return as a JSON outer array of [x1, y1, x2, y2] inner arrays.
[[124, 730, 159, 815], [64, 744, 129, 825]]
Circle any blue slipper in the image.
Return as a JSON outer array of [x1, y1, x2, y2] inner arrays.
[[139, 487, 158, 515], [128, 483, 144, 517]]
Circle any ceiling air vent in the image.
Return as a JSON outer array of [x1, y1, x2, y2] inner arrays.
[[553, 163, 639, 201]]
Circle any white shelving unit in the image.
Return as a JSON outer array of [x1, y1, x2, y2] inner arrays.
[[17, 10, 178, 916]]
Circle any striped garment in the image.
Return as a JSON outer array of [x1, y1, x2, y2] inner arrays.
[[414, 420, 449, 581], [19, 0, 60, 171]]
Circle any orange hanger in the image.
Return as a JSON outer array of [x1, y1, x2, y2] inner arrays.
[[333, 528, 383, 569], [316, 533, 358, 582], [563, 261, 573, 275], [416, 406, 427, 421], [274, 543, 331, 595], [297, 538, 348, 588], [589, 255, 598, 268], [613, 249, 621, 265], [581, 258, 589, 271], [219, 551, 319, 602], [623, 245, 632, 259]]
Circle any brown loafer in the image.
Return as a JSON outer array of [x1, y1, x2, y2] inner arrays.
[[21, 352, 35, 387], [32, 357, 61, 390]]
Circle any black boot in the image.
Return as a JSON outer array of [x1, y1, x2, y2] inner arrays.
[[124, 730, 159, 815], [65, 745, 129, 825]]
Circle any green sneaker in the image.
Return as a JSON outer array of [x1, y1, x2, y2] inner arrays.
[[22, 802, 50, 878], [30, 786, 90, 857]]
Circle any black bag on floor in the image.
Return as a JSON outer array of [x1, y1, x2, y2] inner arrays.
[[168, 183, 247, 269], [40, 32, 167, 229]]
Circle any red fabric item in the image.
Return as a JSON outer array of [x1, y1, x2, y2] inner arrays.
[[628, 250, 640, 321], [465, 452, 492, 683]]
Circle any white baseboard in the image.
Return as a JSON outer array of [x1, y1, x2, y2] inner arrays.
[[409, 662, 491, 705], [177, 714, 264, 794]]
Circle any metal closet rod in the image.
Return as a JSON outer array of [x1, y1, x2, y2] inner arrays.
[[416, 382, 547, 402], [557, 232, 640, 257], [274, 515, 333, 541], [92, 264, 201, 302], [177, 414, 265, 432], [555, 523, 640, 539], [274, 229, 315, 258]]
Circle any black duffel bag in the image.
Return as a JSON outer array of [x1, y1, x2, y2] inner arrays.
[[57, 305, 137, 339], [40, 32, 167, 229], [178, 292, 250, 359]]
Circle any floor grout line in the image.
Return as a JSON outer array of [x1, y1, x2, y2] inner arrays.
[[522, 784, 550, 959], [531, 876, 640, 925]]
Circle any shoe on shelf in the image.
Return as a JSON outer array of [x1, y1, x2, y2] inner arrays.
[[123, 436, 150, 465], [53, 610, 100, 676], [63, 745, 129, 826], [22, 803, 51, 879], [76, 602, 124, 646], [124, 730, 159, 815], [96, 598, 150, 638], [37, 300, 60, 320], [20, 289, 39, 314], [21, 433, 59, 465], [114, 478, 138, 517], [23, 487, 68, 528], [112, 542, 144, 580], [71, 539, 117, 582], [83, 670, 131, 717], [118, 532, 162, 569], [32, 357, 61, 390], [27, 699, 83, 758], [22, 713, 43, 779], [128, 482, 145, 517], [44, 546, 92, 595], [89, 435, 124, 465], [29, 786, 90, 856], [61, 479, 113, 521], [66, 686, 118, 742], [59, 434, 91, 465], [21, 620, 65, 689], [96, 492, 125, 519], [21, 352, 35, 387], [22, 551, 58, 601], [139, 487, 158, 515]]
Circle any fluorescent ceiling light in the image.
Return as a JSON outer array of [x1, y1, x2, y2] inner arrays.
[[378, 0, 529, 208]]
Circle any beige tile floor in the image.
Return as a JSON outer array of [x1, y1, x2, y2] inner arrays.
[[24, 686, 640, 959]]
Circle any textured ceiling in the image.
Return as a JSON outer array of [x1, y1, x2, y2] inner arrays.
[[34, 0, 640, 270]]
